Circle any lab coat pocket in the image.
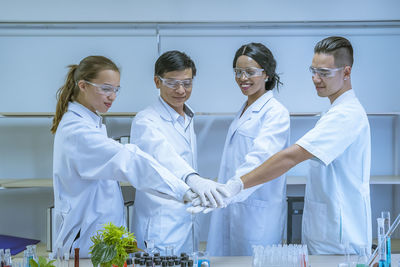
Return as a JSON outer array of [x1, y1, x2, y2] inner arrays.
[[303, 199, 328, 242], [230, 198, 284, 244], [237, 127, 257, 139]]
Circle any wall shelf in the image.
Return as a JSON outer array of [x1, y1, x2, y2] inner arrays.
[[1, 112, 399, 118], [2, 176, 399, 189]]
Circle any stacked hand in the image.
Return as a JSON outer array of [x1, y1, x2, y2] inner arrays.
[[185, 175, 230, 207], [186, 177, 244, 214]]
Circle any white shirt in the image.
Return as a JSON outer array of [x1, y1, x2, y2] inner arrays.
[[296, 89, 372, 254]]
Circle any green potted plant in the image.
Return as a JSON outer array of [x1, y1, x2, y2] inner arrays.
[[90, 222, 140, 267], [29, 256, 56, 267]]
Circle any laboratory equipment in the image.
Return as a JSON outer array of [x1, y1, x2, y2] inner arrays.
[[126, 258, 133, 267], [252, 244, 309, 267], [4, 249, 12, 267], [165, 246, 174, 257], [356, 245, 368, 267], [368, 213, 400, 266], [31, 245, 38, 262], [377, 218, 386, 267], [63, 252, 69, 267], [382, 211, 391, 267], [1, 249, 5, 267], [193, 251, 209, 267], [74, 248, 79, 267]]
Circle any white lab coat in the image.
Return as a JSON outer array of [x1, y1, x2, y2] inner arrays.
[[130, 97, 198, 254], [296, 89, 371, 255], [53, 102, 189, 258], [207, 91, 290, 256]]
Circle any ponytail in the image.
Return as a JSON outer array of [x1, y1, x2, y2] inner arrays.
[[50, 65, 79, 134], [265, 73, 282, 92]]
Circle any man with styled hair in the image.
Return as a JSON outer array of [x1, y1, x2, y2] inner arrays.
[[207, 36, 372, 255], [130, 50, 227, 254]]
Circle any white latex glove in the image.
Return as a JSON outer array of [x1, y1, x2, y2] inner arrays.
[[186, 205, 215, 214], [183, 189, 198, 203], [186, 175, 229, 207], [224, 177, 244, 197], [191, 177, 244, 207]]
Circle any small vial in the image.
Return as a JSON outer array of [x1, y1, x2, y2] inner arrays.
[[4, 249, 12, 267], [187, 260, 193, 267], [139, 258, 146, 267], [180, 260, 187, 267], [0, 249, 5, 267], [146, 260, 153, 267], [135, 252, 142, 258], [32, 245, 38, 262], [126, 258, 133, 267], [168, 259, 174, 266], [63, 252, 69, 267], [161, 260, 168, 267], [382, 211, 391, 267], [134, 258, 141, 266], [154, 258, 162, 267], [174, 259, 181, 267]]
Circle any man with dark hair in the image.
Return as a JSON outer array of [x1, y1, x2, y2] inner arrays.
[[130, 50, 227, 254], [201, 36, 372, 255]]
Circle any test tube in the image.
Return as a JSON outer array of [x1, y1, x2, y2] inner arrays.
[[63, 252, 69, 267], [4, 249, 12, 267], [0, 249, 4, 267], [377, 217, 386, 267], [382, 211, 391, 267]]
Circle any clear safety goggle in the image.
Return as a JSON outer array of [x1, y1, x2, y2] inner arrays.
[[233, 67, 264, 78], [309, 66, 344, 78], [84, 80, 121, 96], [157, 76, 193, 90]]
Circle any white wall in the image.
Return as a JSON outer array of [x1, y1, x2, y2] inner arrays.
[[0, 0, 399, 23], [1, 0, 400, 247]]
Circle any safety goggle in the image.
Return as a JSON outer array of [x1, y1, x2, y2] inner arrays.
[[233, 67, 264, 78], [309, 66, 344, 78], [157, 76, 193, 90], [84, 80, 121, 96]]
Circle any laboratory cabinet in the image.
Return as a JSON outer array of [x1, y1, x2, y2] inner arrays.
[[0, 112, 399, 245]]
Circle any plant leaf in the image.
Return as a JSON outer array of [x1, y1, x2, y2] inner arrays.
[[29, 259, 38, 267], [91, 242, 117, 267]]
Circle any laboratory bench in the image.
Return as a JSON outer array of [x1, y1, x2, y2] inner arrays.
[[10, 254, 400, 267]]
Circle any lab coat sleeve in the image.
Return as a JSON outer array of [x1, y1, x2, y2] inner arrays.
[[64, 122, 189, 201], [130, 114, 197, 181], [296, 104, 365, 166], [232, 106, 290, 202]]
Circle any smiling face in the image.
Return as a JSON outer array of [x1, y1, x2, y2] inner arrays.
[[155, 68, 193, 115], [235, 55, 267, 102], [311, 53, 351, 103], [77, 69, 120, 113]]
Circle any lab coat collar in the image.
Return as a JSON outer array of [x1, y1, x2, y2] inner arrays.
[[247, 90, 274, 113], [68, 101, 103, 128], [227, 90, 273, 142], [331, 89, 356, 108], [157, 96, 194, 122]]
